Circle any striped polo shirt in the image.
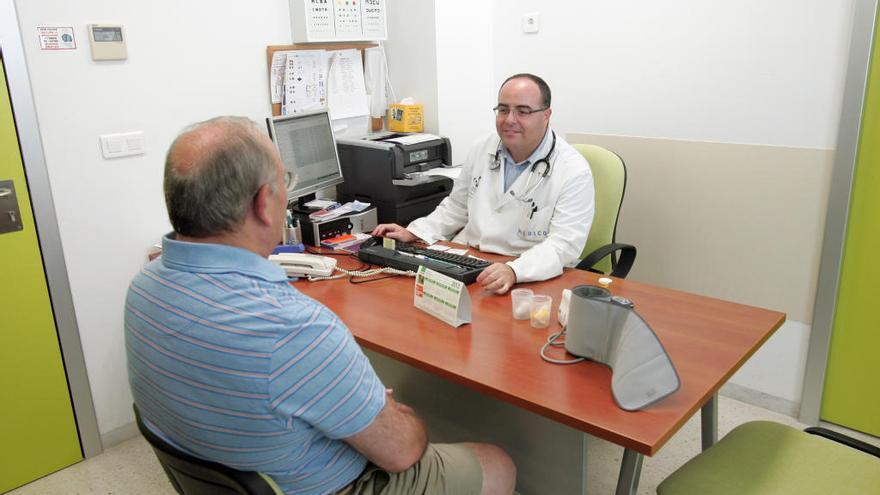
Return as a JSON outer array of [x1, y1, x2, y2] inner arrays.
[[125, 234, 385, 494]]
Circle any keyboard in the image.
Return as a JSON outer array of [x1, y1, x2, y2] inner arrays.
[[358, 239, 491, 284]]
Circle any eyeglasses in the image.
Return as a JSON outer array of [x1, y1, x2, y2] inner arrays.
[[493, 105, 548, 118], [251, 170, 293, 204], [260, 171, 292, 197]]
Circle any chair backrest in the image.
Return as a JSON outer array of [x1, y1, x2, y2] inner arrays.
[[133, 404, 282, 495], [572, 144, 627, 274]]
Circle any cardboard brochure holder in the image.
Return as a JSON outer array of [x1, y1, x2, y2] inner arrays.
[[413, 266, 471, 327]]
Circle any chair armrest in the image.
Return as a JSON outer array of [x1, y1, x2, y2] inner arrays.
[[804, 427, 880, 459], [575, 243, 637, 278]]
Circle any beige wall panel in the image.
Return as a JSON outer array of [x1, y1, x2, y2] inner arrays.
[[568, 133, 833, 323]]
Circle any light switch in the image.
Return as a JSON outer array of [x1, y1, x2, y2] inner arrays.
[[107, 139, 123, 154], [100, 131, 145, 159], [125, 134, 144, 153]]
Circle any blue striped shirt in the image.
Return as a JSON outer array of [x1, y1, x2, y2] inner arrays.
[[126, 234, 385, 494]]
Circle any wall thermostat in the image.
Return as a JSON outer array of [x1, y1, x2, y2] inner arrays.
[[87, 24, 127, 61]]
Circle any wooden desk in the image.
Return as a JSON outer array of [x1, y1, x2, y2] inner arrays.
[[296, 254, 784, 494]]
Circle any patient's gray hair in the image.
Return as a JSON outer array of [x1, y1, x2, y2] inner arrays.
[[164, 116, 277, 237]]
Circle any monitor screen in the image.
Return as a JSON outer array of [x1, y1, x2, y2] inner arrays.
[[267, 110, 344, 202]]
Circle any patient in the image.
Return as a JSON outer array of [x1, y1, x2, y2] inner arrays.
[[124, 116, 516, 494]]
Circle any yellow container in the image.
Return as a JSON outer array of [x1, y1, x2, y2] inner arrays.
[[388, 104, 424, 132]]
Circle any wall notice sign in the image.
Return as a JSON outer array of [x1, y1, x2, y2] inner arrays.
[[413, 266, 471, 328], [38, 27, 76, 50]]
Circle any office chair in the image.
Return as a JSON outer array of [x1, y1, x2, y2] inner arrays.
[[657, 421, 880, 494], [572, 144, 637, 278], [133, 404, 283, 495]]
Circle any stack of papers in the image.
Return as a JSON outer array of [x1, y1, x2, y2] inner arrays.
[[308, 201, 371, 222], [303, 199, 338, 209], [320, 232, 372, 251]]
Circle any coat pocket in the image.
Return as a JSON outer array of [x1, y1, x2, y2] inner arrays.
[[517, 204, 553, 241]]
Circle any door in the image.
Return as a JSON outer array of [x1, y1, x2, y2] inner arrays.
[[820, 8, 880, 437], [1, 56, 83, 492]]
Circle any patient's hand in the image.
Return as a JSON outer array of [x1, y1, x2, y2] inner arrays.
[[477, 263, 516, 295]]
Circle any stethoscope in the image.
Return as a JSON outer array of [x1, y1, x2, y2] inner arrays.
[[490, 131, 556, 204]]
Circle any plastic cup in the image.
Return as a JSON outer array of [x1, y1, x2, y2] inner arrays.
[[530, 294, 553, 328], [511, 288, 534, 320]]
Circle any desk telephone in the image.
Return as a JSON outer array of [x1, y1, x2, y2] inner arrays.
[[269, 253, 337, 277]]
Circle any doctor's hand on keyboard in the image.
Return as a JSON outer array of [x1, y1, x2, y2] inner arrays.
[[366, 228, 515, 293], [371, 223, 419, 243], [358, 237, 489, 284]]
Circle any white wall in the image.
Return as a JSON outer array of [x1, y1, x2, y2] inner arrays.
[[434, 1, 496, 164], [15, 0, 291, 435], [384, 0, 440, 133], [490, 0, 853, 149], [730, 320, 811, 403]]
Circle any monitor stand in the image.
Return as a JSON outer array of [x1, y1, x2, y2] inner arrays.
[[289, 193, 319, 215]]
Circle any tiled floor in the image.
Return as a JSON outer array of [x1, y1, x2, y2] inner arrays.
[[8, 431, 175, 495], [8, 395, 877, 495]]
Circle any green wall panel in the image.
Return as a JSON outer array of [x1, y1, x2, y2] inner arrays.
[[821, 9, 880, 436], [0, 60, 82, 491]]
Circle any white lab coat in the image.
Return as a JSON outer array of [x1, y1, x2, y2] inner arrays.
[[407, 129, 594, 283]]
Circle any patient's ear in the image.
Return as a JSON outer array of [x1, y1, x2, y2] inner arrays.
[[252, 184, 274, 226]]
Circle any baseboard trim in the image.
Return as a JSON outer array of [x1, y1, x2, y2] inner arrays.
[[720, 382, 799, 417], [100, 421, 139, 450]]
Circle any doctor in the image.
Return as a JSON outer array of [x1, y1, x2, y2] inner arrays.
[[373, 73, 594, 294]]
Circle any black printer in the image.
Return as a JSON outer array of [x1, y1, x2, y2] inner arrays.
[[336, 133, 454, 225]]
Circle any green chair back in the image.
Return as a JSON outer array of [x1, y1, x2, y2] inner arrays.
[[572, 144, 627, 274]]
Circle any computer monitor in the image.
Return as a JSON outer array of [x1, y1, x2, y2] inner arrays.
[[266, 110, 344, 204]]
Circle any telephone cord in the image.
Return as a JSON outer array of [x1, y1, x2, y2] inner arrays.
[[307, 266, 417, 282]]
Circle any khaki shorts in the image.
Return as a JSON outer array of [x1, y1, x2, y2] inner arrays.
[[336, 443, 482, 495]]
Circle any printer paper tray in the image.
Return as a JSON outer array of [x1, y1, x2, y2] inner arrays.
[[391, 175, 447, 187]]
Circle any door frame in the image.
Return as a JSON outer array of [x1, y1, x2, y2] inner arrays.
[[1, 0, 101, 457], [800, 0, 879, 425]]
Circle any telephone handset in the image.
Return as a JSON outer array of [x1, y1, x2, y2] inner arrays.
[[269, 253, 337, 277]]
